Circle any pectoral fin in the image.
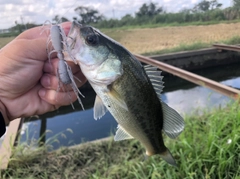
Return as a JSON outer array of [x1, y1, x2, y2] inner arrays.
[[93, 95, 108, 120], [162, 102, 184, 139], [107, 86, 128, 111], [114, 125, 134, 141]]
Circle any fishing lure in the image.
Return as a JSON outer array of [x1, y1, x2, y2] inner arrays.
[[45, 23, 84, 109]]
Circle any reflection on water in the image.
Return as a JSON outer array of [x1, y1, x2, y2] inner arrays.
[[164, 81, 233, 116], [22, 109, 117, 149], [19, 62, 240, 150]]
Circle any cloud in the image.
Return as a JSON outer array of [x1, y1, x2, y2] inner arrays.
[[163, 0, 197, 12], [0, 0, 231, 29]]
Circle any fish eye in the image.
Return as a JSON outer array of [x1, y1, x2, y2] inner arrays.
[[86, 34, 99, 46]]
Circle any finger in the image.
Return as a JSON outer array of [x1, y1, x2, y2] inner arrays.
[[61, 22, 72, 35], [41, 73, 86, 91], [38, 88, 78, 106], [41, 74, 59, 90], [43, 58, 82, 75], [12, 22, 72, 62]]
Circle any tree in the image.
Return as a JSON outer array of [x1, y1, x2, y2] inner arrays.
[[232, 0, 240, 8], [209, 0, 222, 10], [60, 17, 69, 23], [74, 6, 105, 24], [52, 15, 60, 23], [52, 15, 69, 23], [136, 2, 164, 17], [179, 8, 192, 14], [193, 0, 222, 12], [119, 14, 134, 26]]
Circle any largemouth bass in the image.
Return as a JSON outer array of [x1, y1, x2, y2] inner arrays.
[[66, 21, 184, 166]]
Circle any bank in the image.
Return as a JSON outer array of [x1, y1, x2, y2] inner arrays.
[[1, 101, 240, 179]]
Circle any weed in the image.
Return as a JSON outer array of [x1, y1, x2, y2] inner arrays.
[[1, 102, 239, 178]]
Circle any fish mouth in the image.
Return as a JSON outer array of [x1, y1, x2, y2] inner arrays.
[[69, 20, 82, 34], [65, 22, 84, 62], [66, 22, 106, 69]]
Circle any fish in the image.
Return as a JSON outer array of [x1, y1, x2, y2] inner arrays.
[[65, 21, 184, 166]]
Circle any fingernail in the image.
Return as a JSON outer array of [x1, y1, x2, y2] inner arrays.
[[39, 89, 46, 97], [42, 76, 50, 87]]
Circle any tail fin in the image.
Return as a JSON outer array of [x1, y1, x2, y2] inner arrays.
[[159, 148, 177, 167]]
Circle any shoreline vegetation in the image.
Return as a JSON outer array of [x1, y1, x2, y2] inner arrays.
[[0, 101, 239, 178], [2, 22, 240, 55]]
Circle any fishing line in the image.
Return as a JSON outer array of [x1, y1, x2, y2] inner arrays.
[[55, 0, 79, 24]]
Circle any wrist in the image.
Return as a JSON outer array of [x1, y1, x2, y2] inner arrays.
[[0, 100, 10, 125]]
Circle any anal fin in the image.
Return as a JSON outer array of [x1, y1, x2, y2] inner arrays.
[[114, 125, 134, 141], [162, 102, 184, 139]]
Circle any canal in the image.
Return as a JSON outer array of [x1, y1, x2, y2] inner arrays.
[[17, 61, 240, 150]]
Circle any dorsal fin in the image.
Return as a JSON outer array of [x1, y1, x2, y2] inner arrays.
[[144, 65, 164, 99], [144, 64, 157, 70], [144, 65, 184, 139]]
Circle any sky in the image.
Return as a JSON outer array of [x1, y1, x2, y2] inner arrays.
[[0, 0, 232, 29]]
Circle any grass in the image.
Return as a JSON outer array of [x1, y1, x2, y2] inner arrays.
[[143, 36, 240, 56], [99, 19, 240, 31], [1, 102, 239, 179], [0, 37, 15, 49], [223, 36, 240, 45], [2, 22, 240, 55], [102, 22, 240, 55], [142, 41, 210, 56]]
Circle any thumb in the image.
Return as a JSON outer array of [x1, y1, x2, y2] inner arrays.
[[1, 37, 49, 62], [16, 22, 72, 40]]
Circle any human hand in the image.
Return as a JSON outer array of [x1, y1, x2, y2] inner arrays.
[[0, 22, 86, 124]]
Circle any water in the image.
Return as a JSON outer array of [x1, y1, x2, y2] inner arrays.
[[18, 62, 240, 149]]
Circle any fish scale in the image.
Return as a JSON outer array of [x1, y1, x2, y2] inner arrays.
[[66, 21, 184, 166], [92, 56, 166, 156]]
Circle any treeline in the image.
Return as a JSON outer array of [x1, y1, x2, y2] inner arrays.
[[5, 0, 240, 36], [92, 0, 240, 28], [49, 0, 240, 28], [0, 23, 38, 37], [94, 8, 240, 28]]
